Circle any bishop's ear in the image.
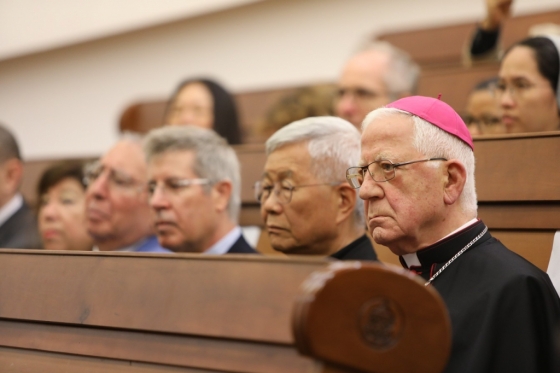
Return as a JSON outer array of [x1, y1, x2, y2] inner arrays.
[[442, 160, 467, 206]]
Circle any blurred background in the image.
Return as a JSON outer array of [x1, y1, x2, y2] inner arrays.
[[0, 0, 558, 160]]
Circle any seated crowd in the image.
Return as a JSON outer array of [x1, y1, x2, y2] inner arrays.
[[1, 1, 560, 371]]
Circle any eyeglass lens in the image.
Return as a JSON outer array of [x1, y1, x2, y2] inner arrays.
[[346, 160, 396, 187], [255, 182, 293, 204]]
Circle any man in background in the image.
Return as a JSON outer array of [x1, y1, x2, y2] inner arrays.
[[258, 116, 377, 260], [0, 124, 41, 249], [84, 135, 170, 253], [144, 126, 256, 254], [334, 41, 420, 128]]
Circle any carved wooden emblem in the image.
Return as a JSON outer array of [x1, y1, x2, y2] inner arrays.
[[359, 297, 404, 350]]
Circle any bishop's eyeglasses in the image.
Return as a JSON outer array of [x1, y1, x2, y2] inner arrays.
[[346, 158, 447, 188]]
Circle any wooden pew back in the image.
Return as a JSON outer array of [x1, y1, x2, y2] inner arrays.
[[0, 251, 451, 372], [0, 251, 324, 372]]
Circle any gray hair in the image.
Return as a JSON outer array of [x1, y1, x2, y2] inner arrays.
[[266, 116, 365, 227], [363, 109, 478, 217], [359, 41, 420, 97], [0, 123, 21, 163], [143, 126, 241, 223]]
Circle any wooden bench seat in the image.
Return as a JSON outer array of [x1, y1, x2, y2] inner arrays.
[[0, 250, 451, 372]]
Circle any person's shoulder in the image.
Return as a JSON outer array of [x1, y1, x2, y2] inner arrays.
[[227, 235, 258, 254], [475, 236, 554, 287], [331, 235, 378, 261], [0, 201, 41, 249]]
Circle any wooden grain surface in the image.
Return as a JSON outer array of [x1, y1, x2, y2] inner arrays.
[[0, 250, 327, 344], [0, 346, 221, 373], [0, 320, 315, 373], [293, 263, 451, 373]]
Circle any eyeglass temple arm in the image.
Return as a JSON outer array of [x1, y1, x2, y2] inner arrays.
[[393, 157, 447, 168]]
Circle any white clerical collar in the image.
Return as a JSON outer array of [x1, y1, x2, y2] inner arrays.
[[402, 218, 479, 268], [204, 226, 242, 255], [0, 193, 23, 228]]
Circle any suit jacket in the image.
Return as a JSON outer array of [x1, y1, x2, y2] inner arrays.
[[330, 234, 378, 261], [0, 201, 41, 249], [226, 235, 258, 254]]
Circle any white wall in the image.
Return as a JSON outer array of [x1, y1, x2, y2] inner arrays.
[[0, 0, 263, 60], [0, 0, 558, 160]]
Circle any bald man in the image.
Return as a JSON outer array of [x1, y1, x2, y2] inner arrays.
[[335, 41, 420, 128]]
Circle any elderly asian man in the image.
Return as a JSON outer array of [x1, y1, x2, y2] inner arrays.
[[84, 136, 170, 253], [143, 126, 257, 254], [350, 96, 560, 372], [335, 41, 420, 128], [258, 116, 377, 260]]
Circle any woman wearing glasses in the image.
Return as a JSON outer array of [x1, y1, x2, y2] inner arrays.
[[497, 36, 560, 133], [37, 161, 93, 251]]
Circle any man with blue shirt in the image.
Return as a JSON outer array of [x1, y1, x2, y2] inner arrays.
[[84, 135, 170, 253], [143, 126, 256, 255]]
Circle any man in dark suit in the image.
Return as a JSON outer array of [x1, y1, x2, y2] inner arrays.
[[0, 124, 41, 249], [258, 117, 377, 260], [143, 126, 256, 254]]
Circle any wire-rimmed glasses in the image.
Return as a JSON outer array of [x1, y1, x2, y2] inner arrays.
[[147, 178, 210, 196], [346, 158, 447, 188], [83, 160, 146, 193], [254, 181, 340, 204]]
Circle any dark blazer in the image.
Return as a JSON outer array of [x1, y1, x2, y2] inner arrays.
[[226, 235, 258, 254], [330, 234, 378, 261], [0, 201, 41, 249]]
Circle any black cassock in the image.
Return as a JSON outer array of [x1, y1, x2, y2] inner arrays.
[[400, 220, 560, 373], [330, 234, 378, 261]]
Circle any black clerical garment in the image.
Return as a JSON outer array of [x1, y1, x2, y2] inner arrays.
[[330, 234, 378, 261], [400, 220, 560, 373]]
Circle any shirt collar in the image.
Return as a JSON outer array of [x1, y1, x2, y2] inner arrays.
[[0, 193, 23, 228], [401, 218, 480, 269], [204, 226, 242, 255], [92, 236, 151, 252]]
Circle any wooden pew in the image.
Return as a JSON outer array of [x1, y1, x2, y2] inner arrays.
[[474, 131, 560, 271], [0, 250, 451, 372]]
